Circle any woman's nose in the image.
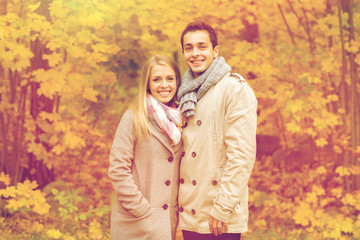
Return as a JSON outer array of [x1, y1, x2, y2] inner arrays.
[[160, 79, 168, 87]]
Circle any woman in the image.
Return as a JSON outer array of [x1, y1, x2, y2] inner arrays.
[[108, 55, 185, 240]]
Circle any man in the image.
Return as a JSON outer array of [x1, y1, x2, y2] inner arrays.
[[177, 22, 257, 240]]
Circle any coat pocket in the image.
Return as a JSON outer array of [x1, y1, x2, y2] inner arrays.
[[111, 206, 172, 240], [142, 207, 172, 239], [211, 112, 223, 149]]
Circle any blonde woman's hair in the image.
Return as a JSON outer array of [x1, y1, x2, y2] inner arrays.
[[132, 55, 181, 138]]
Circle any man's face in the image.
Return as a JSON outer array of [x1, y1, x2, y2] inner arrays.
[[182, 30, 219, 78]]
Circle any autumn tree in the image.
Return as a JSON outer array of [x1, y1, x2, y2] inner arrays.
[[0, 0, 123, 187]]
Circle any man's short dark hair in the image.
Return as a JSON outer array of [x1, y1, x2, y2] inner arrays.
[[180, 22, 218, 50]]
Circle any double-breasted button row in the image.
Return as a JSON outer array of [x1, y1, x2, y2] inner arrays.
[[165, 180, 171, 186], [196, 120, 202, 126], [168, 156, 173, 162], [180, 179, 217, 186], [163, 204, 168, 210], [192, 152, 196, 158], [178, 207, 196, 215]]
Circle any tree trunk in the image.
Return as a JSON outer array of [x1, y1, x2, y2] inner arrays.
[[339, 0, 360, 191], [27, 38, 55, 188], [346, 0, 360, 190]]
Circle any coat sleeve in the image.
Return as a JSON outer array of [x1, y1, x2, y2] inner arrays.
[[108, 110, 151, 218], [210, 77, 257, 223]]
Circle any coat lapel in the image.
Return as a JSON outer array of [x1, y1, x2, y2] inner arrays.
[[148, 122, 174, 154]]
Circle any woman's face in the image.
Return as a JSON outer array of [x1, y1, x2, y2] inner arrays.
[[148, 64, 177, 105]]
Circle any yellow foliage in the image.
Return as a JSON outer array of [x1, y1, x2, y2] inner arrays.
[[46, 229, 62, 239], [0, 180, 50, 215], [315, 138, 328, 147], [63, 236, 76, 240], [341, 193, 358, 208], [315, 166, 327, 175], [29, 221, 44, 234], [43, 53, 63, 67], [345, 40, 360, 53], [64, 132, 86, 149], [336, 166, 352, 176], [83, 87, 99, 102], [331, 187, 343, 198], [28, 2, 41, 11], [88, 219, 104, 239], [293, 202, 313, 226], [286, 122, 302, 133], [0, 172, 11, 186]]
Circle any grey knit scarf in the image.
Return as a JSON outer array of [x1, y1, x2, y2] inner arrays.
[[177, 57, 231, 117]]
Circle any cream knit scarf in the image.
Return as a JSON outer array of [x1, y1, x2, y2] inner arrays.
[[177, 57, 231, 117]]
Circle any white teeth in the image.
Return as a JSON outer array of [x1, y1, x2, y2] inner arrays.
[[192, 60, 203, 64], [159, 91, 170, 97]]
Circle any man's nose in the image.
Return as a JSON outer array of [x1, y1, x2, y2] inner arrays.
[[192, 47, 200, 56]]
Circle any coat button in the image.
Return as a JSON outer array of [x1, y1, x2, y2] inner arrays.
[[197, 120, 202, 126], [180, 178, 185, 184], [165, 180, 171, 186], [192, 180, 197, 186], [179, 207, 184, 212], [168, 157, 173, 162], [212, 180, 218, 186], [192, 152, 196, 158], [191, 209, 196, 215], [163, 204, 168, 210]]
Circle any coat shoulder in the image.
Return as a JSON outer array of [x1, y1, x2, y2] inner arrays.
[[219, 73, 257, 104], [218, 73, 247, 93], [229, 73, 246, 82]]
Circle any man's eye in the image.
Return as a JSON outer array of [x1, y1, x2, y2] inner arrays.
[[152, 78, 160, 82], [185, 47, 192, 51], [168, 77, 175, 81], [200, 46, 207, 49]]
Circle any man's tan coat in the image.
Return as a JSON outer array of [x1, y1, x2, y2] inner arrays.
[[178, 73, 257, 233]]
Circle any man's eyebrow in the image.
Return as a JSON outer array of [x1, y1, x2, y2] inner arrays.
[[184, 42, 208, 46]]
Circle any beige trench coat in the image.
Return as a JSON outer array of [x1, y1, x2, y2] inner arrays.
[[178, 73, 257, 233], [108, 110, 183, 240]]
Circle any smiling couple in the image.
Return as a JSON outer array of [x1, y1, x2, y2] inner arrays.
[[108, 21, 258, 240]]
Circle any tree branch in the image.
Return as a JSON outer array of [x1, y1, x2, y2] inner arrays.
[[277, 3, 296, 45]]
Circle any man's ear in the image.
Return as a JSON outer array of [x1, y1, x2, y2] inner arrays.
[[213, 46, 220, 58]]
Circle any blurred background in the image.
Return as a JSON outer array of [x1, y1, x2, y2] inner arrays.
[[0, 0, 359, 239]]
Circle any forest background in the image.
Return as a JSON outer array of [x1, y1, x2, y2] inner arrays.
[[0, 0, 359, 239]]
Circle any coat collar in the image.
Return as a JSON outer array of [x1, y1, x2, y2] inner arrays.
[[148, 122, 180, 154]]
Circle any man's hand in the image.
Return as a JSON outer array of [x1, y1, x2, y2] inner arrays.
[[209, 215, 228, 236]]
